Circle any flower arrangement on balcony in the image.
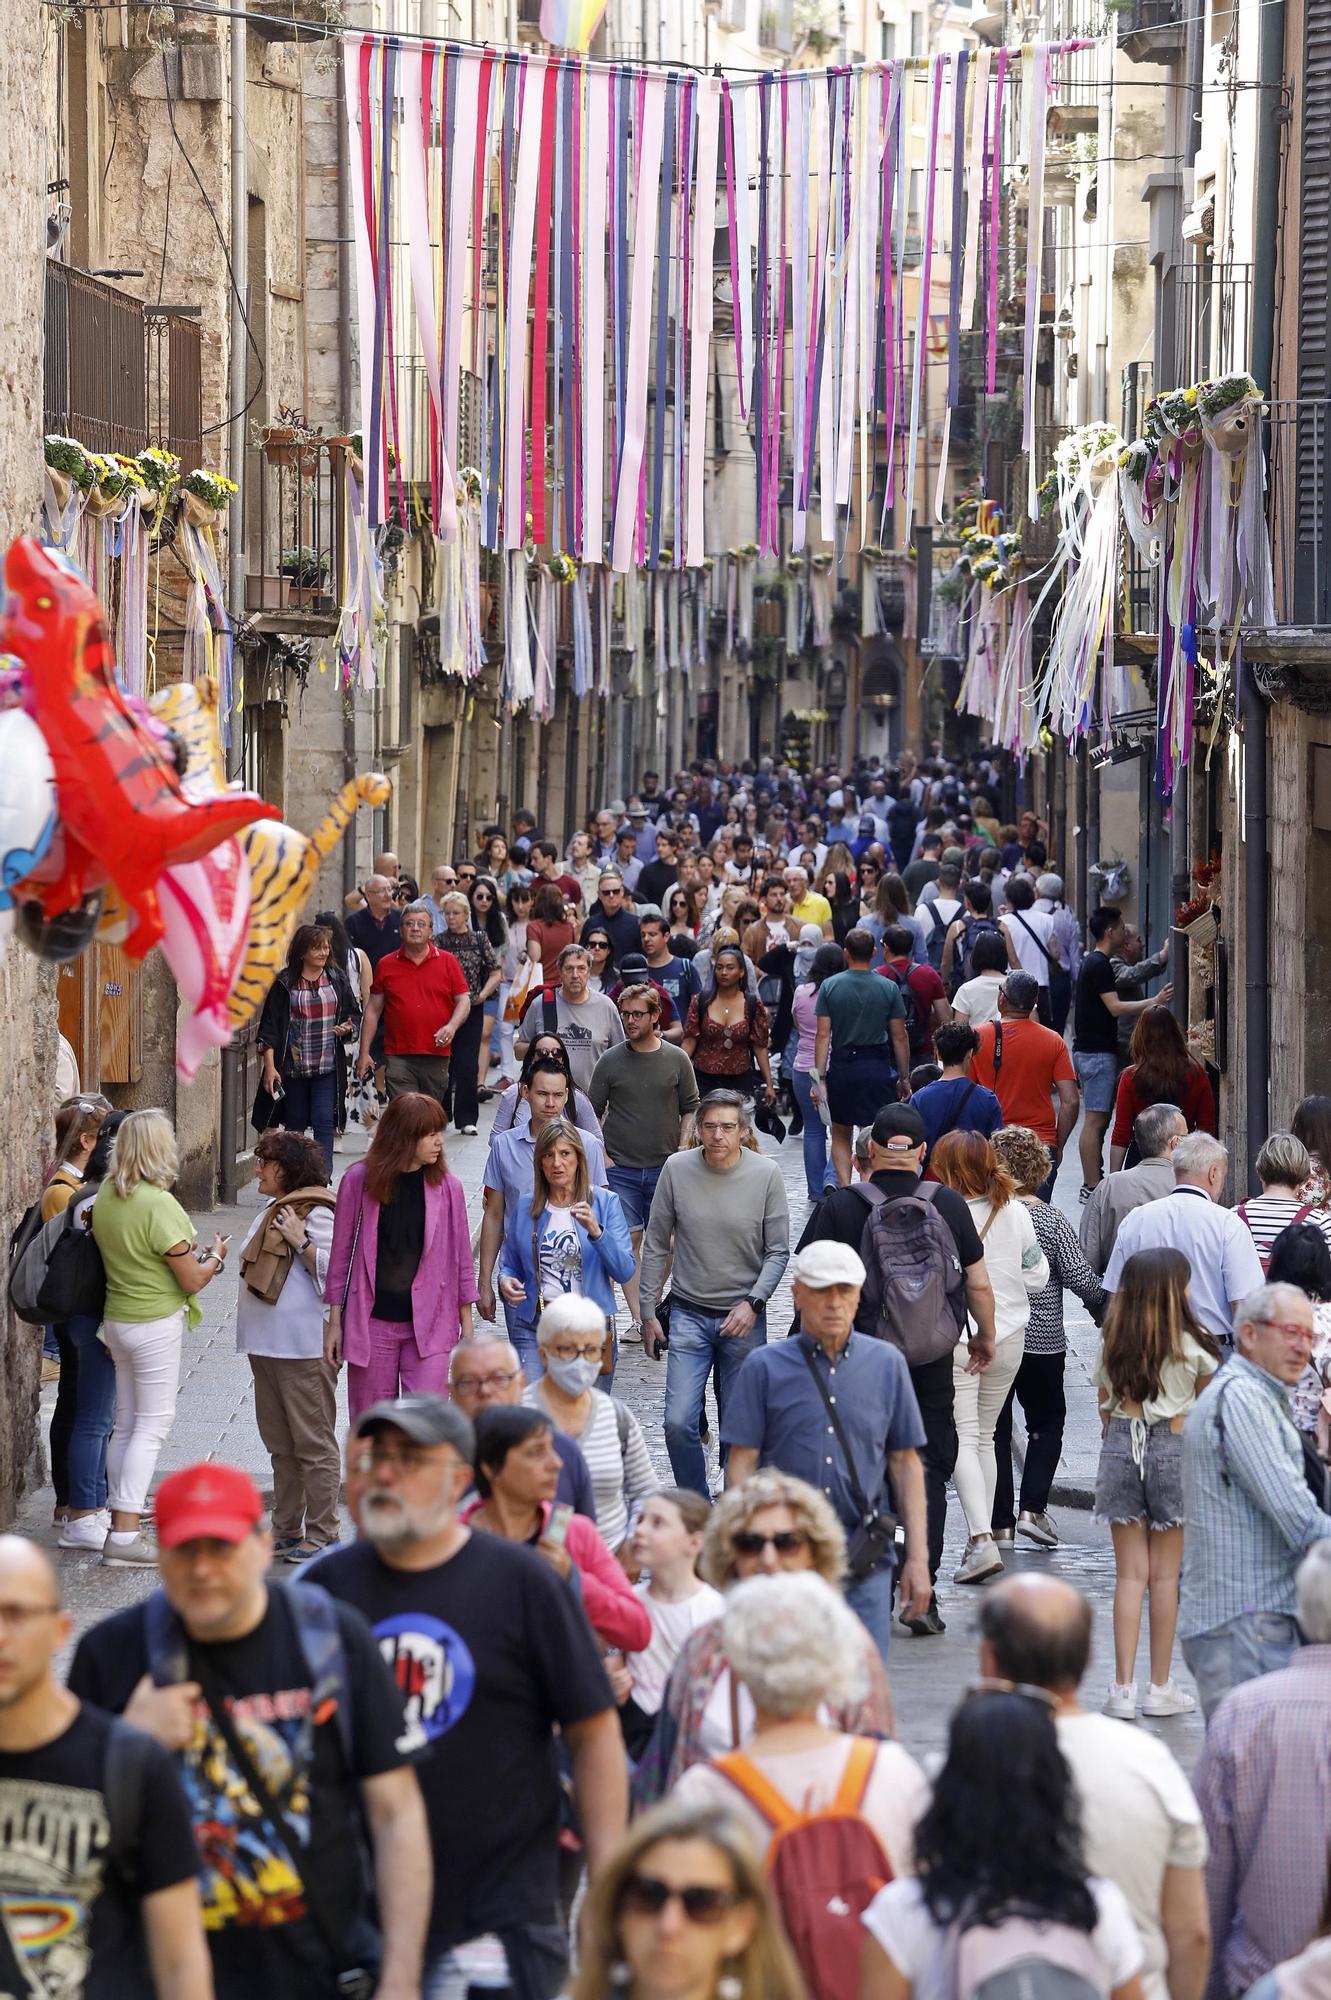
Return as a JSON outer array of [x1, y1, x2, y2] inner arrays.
[[43, 433, 97, 508], [85, 452, 147, 518], [257, 407, 324, 474], [459, 464, 483, 503], [809, 551, 833, 573], [656, 546, 674, 569], [1174, 853, 1222, 943], [547, 552, 577, 584], [783, 552, 804, 576], [1197, 372, 1264, 456], [135, 446, 180, 496], [180, 468, 239, 529]]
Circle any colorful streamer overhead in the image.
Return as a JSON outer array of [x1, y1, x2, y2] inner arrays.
[[344, 33, 1092, 570]]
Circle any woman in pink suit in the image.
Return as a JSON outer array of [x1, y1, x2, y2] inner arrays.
[[324, 1092, 477, 1419]]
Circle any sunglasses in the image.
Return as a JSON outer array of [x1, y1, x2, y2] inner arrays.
[[732, 1529, 807, 1556], [458, 868, 477, 881], [619, 1875, 741, 1925]]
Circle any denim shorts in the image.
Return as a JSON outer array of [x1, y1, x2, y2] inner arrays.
[[1093, 1416, 1184, 1529], [606, 1162, 662, 1231], [1073, 1048, 1120, 1114], [1071, 1048, 1119, 1112]]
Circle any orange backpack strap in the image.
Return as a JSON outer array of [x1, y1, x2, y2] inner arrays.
[[714, 1753, 801, 1832], [832, 1737, 879, 1815]]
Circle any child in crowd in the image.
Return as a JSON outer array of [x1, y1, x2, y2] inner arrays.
[[614, 1489, 724, 1757]]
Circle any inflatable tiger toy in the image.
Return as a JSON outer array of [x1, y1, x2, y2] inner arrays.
[[150, 676, 391, 1029]]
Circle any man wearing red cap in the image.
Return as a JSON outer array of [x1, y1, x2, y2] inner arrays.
[[69, 1462, 431, 2000]]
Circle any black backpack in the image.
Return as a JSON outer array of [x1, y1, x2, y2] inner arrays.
[[882, 965, 934, 1063], [949, 916, 1001, 996], [856, 1182, 967, 1366], [9, 1191, 105, 1326]]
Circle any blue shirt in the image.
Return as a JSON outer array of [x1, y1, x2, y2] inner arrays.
[[482, 1122, 608, 1216], [1180, 1353, 1331, 1636], [1104, 1184, 1265, 1347], [911, 1074, 1003, 1151], [646, 953, 698, 1018], [721, 1331, 926, 1536]]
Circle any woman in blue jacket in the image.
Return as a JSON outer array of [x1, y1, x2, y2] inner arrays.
[[497, 1116, 635, 1384]]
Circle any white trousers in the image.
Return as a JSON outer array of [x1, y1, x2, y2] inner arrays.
[[952, 1334, 1025, 1536], [102, 1311, 184, 1514]]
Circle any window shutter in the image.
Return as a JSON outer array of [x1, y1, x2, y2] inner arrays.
[[1296, 0, 1331, 617]]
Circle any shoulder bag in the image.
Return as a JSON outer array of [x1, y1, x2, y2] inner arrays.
[[799, 1344, 897, 1580]]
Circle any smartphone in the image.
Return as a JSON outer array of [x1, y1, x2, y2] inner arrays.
[[544, 1504, 574, 1550], [216, 1234, 232, 1251]]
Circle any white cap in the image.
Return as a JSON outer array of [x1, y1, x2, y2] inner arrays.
[[790, 1241, 867, 1290]]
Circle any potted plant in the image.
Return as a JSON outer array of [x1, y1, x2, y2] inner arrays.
[[280, 544, 330, 605], [179, 468, 238, 530], [258, 407, 323, 474], [44, 433, 96, 511]]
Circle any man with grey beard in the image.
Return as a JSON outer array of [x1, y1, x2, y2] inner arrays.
[[307, 1396, 627, 2000]]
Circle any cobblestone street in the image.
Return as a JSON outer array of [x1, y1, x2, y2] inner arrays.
[[24, 1102, 1202, 1767]]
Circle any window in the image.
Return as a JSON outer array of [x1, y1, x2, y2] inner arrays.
[[881, 19, 897, 59], [909, 10, 923, 55]]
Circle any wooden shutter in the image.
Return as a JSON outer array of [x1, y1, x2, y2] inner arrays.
[[1296, 0, 1331, 617]]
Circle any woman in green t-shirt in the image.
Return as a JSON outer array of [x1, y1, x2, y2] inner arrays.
[[91, 1109, 229, 1567]]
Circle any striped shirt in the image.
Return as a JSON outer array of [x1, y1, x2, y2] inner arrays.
[[523, 1383, 656, 1552], [1179, 1355, 1331, 1639], [1234, 1193, 1331, 1271], [1193, 1646, 1331, 1996]]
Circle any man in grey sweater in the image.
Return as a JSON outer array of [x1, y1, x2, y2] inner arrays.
[[639, 1090, 790, 1496]]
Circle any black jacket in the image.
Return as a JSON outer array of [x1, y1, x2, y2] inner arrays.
[[256, 966, 361, 1097]]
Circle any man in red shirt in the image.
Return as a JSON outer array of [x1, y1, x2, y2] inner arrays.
[[971, 971, 1079, 1193], [877, 923, 951, 1069], [357, 900, 470, 1109]]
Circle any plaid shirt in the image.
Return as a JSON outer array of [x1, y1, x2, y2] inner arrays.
[[1193, 1646, 1331, 1997], [287, 972, 338, 1077]]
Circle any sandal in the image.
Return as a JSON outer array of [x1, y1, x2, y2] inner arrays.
[[279, 1539, 325, 1563]]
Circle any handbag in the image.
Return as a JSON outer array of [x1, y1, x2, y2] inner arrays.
[[799, 1344, 897, 1580], [251, 1074, 285, 1134], [504, 954, 538, 1023], [752, 1096, 788, 1143]]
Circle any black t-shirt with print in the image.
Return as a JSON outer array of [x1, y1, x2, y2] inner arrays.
[[0, 1702, 197, 2000], [68, 1586, 408, 2000], [307, 1532, 614, 1946]]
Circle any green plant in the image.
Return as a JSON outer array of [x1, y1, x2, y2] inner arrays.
[[182, 468, 238, 510], [280, 545, 329, 587], [44, 434, 96, 490]]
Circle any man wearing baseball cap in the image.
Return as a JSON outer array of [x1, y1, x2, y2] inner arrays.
[[307, 1395, 628, 2000], [721, 1239, 931, 1661], [69, 1462, 429, 2000], [797, 1103, 999, 1637]]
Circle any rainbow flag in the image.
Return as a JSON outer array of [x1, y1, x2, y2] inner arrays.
[[540, 0, 606, 49]]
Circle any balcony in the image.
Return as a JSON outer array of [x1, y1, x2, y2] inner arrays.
[[43, 259, 202, 467], [1256, 399, 1331, 635], [244, 435, 347, 636], [1115, 0, 1186, 64]]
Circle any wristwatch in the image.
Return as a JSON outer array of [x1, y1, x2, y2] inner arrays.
[[297, 1236, 312, 1254], [744, 1295, 763, 1315]]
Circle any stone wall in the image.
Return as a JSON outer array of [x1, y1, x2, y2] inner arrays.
[[1, 0, 62, 1518]]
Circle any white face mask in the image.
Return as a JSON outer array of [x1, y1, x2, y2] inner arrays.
[[544, 1354, 602, 1396]]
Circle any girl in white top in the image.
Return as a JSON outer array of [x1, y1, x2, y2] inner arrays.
[[861, 1689, 1145, 2000], [932, 1131, 1049, 1586], [1093, 1245, 1220, 1719], [495, 881, 532, 1085], [672, 1574, 928, 1881], [618, 1489, 724, 1757]]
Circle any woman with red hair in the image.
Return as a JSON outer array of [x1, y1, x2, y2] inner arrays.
[[324, 1092, 478, 1418]]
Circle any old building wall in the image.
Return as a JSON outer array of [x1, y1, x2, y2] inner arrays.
[[1, 0, 63, 1516]]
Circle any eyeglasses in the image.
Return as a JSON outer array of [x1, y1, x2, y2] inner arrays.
[[701, 1121, 741, 1136], [452, 1369, 521, 1395], [0, 1602, 60, 1630], [732, 1530, 807, 1556], [619, 1875, 742, 1925], [546, 1341, 606, 1363], [473, 891, 493, 903], [351, 1442, 450, 1474], [621, 1007, 653, 1020], [1254, 1317, 1314, 1343]]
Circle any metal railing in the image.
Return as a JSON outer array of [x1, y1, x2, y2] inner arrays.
[[1120, 360, 1158, 638], [245, 438, 346, 628], [146, 311, 203, 471], [44, 259, 202, 469], [1262, 398, 1331, 629]]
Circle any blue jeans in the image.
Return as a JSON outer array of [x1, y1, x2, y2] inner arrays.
[[606, 1163, 663, 1232], [280, 1068, 338, 1173], [791, 1068, 837, 1202], [1181, 1610, 1300, 1721], [504, 1302, 543, 1383], [663, 1303, 767, 1496], [845, 1561, 896, 1662], [62, 1313, 115, 1510]]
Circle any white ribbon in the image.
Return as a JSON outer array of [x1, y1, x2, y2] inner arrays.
[[582, 68, 611, 564], [1022, 46, 1048, 515], [959, 49, 990, 333], [343, 38, 385, 525], [400, 49, 457, 545], [505, 59, 548, 548], [687, 79, 720, 567], [610, 73, 667, 572]]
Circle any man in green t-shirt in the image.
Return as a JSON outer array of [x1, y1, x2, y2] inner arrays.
[[588, 985, 700, 1339], [812, 928, 911, 1185]]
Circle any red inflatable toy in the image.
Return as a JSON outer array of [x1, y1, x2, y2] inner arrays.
[[2, 538, 277, 958]]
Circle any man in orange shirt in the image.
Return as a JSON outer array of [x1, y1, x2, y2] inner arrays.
[[971, 972, 1080, 1196]]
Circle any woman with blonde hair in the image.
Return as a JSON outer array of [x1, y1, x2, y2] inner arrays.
[[90, 1108, 229, 1564], [497, 1118, 635, 1384], [932, 1129, 1049, 1587], [634, 1470, 895, 1804], [1094, 1246, 1220, 1720], [572, 1797, 805, 2000]]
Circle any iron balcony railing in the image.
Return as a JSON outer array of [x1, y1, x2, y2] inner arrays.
[[1261, 398, 1331, 630], [44, 259, 202, 469], [245, 436, 346, 631]]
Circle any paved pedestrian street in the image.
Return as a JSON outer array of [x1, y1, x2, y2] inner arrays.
[[23, 1102, 1202, 1767]]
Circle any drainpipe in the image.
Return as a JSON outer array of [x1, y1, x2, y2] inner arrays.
[[220, 8, 249, 1204], [1241, 0, 1286, 1181], [337, 42, 359, 901]]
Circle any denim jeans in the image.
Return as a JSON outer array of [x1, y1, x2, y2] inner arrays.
[[63, 1313, 115, 1510], [791, 1068, 837, 1202], [504, 1302, 543, 1382], [663, 1302, 767, 1496], [280, 1067, 338, 1174], [1181, 1611, 1301, 1720], [606, 1163, 663, 1232], [845, 1561, 895, 1661]]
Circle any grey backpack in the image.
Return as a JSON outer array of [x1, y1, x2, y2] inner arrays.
[[857, 1182, 965, 1366]]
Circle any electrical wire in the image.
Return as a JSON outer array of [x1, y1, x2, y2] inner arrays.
[[158, 47, 265, 434]]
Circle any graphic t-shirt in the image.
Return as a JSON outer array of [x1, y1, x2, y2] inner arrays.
[[68, 1587, 408, 1999], [0, 1703, 197, 2000], [518, 991, 625, 1092], [307, 1534, 613, 1946], [537, 1206, 584, 1300]]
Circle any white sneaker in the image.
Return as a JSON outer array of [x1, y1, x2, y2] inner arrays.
[[101, 1533, 157, 1567], [953, 1536, 1005, 1585], [1018, 1510, 1060, 1548], [58, 1514, 108, 1550], [1104, 1681, 1138, 1720], [1141, 1679, 1196, 1717], [458, 1124, 478, 1136]]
